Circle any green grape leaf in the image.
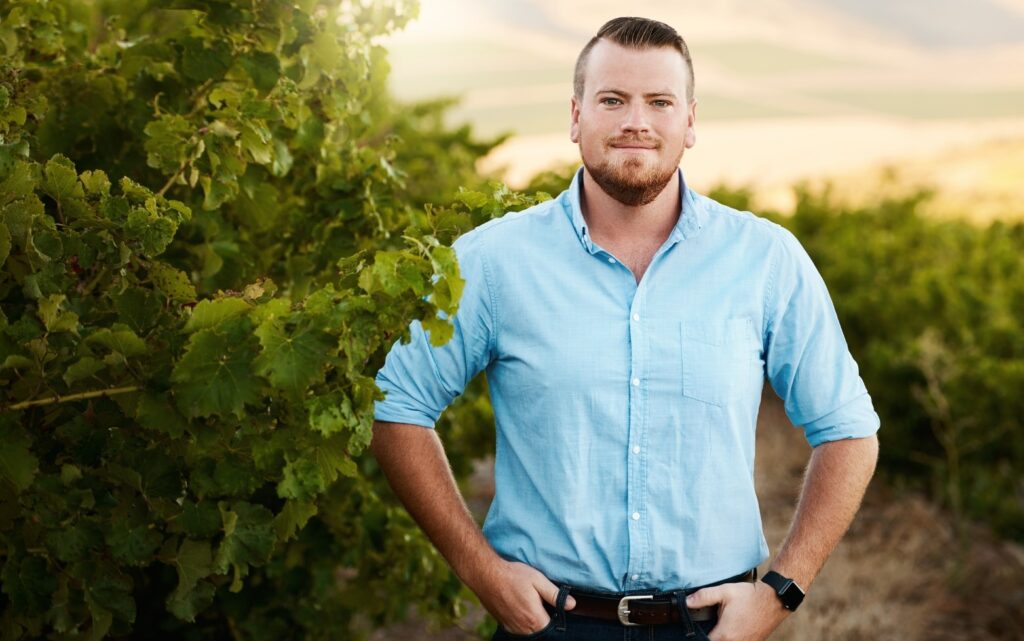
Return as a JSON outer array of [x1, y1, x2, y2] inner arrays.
[[0, 420, 39, 492], [455, 189, 489, 209], [305, 391, 358, 437], [171, 327, 262, 419], [42, 154, 84, 203], [45, 522, 103, 563], [238, 51, 280, 93], [102, 195, 130, 222], [239, 120, 273, 165], [1, 555, 57, 615], [86, 324, 147, 358], [315, 436, 358, 480], [422, 315, 455, 347], [87, 597, 114, 638], [126, 206, 178, 256], [276, 455, 320, 501], [430, 245, 464, 314], [2, 354, 35, 372], [183, 297, 251, 333], [212, 456, 260, 497], [64, 356, 105, 385], [253, 318, 333, 394], [274, 500, 318, 542], [61, 463, 83, 484], [359, 250, 429, 297], [79, 169, 111, 196], [114, 287, 162, 333], [85, 601, 113, 641], [85, 567, 136, 624], [0, 160, 38, 204], [199, 174, 237, 210], [149, 261, 197, 304], [135, 393, 189, 438], [178, 500, 221, 538], [167, 538, 215, 622], [271, 138, 293, 177], [299, 31, 344, 88], [181, 37, 233, 83], [277, 437, 355, 500], [137, 449, 183, 501], [143, 114, 193, 174], [37, 293, 80, 333], [106, 522, 162, 567], [214, 501, 275, 592]]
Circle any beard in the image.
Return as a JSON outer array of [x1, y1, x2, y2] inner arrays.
[[582, 135, 682, 207]]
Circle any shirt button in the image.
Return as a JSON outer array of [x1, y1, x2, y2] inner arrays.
[[632, 313, 640, 321], [631, 574, 639, 581], [631, 378, 640, 387], [607, 257, 616, 263], [632, 445, 641, 454], [631, 512, 640, 521]]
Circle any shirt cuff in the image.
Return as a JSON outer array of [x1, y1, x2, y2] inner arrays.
[[373, 399, 439, 429], [801, 393, 881, 448]]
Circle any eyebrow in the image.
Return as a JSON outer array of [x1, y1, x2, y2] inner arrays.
[[595, 88, 678, 100]]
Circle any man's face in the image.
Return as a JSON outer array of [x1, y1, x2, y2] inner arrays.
[[570, 40, 697, 207]]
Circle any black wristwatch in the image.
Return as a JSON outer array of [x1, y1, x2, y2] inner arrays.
[[761, 570, 805, 611]]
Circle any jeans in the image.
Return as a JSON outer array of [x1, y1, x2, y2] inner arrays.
[[491, 595, 718, 641]]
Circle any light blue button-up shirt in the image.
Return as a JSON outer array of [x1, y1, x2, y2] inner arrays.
[[374, 167, 880, 592]]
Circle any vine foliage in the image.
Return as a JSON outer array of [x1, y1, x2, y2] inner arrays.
[[0, 1, 535, 638]]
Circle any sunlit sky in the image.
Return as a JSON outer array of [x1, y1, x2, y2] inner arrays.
[[381, 0, 1024, 211]]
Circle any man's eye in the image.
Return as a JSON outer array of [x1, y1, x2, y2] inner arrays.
[[601, 97, 621, 105], [653, 100, 671, 108]]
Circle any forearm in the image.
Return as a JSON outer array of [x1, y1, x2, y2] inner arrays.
[[770, 434, 879, 589], [369, 420, 501, 590]]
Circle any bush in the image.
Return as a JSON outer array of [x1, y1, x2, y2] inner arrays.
[[0, 1, 528, 638], [779, 184, 1024, 541]]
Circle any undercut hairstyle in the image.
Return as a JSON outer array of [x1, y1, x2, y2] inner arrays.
[[574, 17, 695, 102]]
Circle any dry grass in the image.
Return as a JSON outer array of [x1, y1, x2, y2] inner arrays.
[[374, 387, 1024, 640]]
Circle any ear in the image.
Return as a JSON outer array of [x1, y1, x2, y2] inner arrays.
[[570, 95, 581, 143], [684, 99, 697, 148]]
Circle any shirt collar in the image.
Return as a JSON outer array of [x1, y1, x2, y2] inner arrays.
[[563, 166, 706, 254]]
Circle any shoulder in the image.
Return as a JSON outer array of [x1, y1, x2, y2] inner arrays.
[[693, 191, 804, 256], [694, 192, 785, 236]]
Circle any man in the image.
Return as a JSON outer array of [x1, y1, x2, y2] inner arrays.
[[371, 16, 879, 641]]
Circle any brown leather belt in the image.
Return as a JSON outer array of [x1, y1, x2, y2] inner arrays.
[[564, 569, 756, 626]]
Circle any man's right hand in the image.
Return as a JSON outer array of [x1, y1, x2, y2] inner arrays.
[[370, 423, 575, 635], [470, 559, 577, 636]]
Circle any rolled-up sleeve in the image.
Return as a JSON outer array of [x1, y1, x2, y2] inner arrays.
[[764, 227, 880, 447], [373, 231, 497, 428]]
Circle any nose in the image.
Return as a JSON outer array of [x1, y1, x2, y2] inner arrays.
[[620, 103, 651, 133]]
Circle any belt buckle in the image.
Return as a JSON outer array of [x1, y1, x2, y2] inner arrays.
[[616, 594, 652, 626]]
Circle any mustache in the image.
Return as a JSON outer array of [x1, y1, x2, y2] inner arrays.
[[606, 136, 661, 148]]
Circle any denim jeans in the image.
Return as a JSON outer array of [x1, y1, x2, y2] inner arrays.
[[491, 594, 718, 641]]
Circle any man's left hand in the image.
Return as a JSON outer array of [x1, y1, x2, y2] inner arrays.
[[685, 580, 790, 641]]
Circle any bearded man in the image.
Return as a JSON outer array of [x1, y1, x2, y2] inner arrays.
[[370, 16, 880, 641]]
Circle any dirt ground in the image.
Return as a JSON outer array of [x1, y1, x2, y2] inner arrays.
[[373, 388, 1024, 641]]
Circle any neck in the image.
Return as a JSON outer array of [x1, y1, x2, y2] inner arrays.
[[579, 168, 682, 247]]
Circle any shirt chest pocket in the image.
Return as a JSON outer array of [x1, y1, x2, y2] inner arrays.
[[680, 318, 763, 407]]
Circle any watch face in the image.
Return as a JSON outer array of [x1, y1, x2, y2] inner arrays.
[[763, 572, 805, 611], [780, 580, 805, 611]]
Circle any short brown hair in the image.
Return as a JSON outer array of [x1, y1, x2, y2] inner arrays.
[[573, 17, 695, 102]]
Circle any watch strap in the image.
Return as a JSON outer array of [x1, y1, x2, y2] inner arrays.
[[761, 570, 805, 611]]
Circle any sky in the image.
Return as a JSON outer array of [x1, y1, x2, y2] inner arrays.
[[380, 0, 1024, 210]]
